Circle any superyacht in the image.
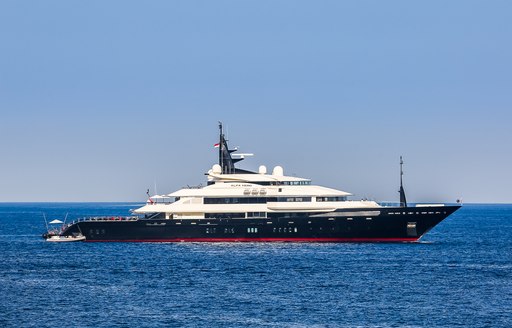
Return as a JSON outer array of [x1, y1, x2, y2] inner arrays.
[[50, 123, 460, 242]]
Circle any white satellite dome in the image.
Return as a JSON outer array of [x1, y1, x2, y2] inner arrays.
[[258, 165, 267, 174], [272, 166, 284, 176], [212, 164, 222, 174]]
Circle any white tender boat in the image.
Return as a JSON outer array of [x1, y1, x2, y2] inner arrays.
[[45, 234, 86, 242]]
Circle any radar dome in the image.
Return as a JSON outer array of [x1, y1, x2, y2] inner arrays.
[[212, 164, 222, 174], [258, 165, 267, 174], [272, 166, 284, 176]]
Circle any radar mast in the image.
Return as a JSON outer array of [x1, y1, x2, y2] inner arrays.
[[399, 156, 407, 207]]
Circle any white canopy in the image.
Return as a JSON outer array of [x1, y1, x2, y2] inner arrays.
[[49, 219, 64, 224]]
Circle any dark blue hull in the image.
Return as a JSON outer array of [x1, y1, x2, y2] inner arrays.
[[60, 205, 460, 242]]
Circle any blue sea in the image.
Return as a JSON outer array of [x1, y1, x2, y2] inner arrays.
[[0, 203, 510, 327]]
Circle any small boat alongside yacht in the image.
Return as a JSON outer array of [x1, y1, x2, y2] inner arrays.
[[45, 234, 86, 242], [42, 214, 86, 242]]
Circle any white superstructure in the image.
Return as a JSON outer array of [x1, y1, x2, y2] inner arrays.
[[134, 164, 380, 219]]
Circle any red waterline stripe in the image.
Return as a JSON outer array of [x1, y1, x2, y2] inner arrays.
[[85, 237, 419, 243]]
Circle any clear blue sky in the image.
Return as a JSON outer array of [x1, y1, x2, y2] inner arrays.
[[1, 1, 511, 202]]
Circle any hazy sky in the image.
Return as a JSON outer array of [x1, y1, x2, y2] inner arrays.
[[1, 1, 511, 203]]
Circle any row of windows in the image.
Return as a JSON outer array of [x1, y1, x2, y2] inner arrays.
[[276, 197, 312, 202], [316, 196, 347, 202], [204, 213, 245, 219], [204, 197, 267, 204], [205, 227, 235, 234], [202, 226, 378, 235], [204, 196, 347, 204], [247, 212, 267, 218], [250, 181, 312, 186], [203, 197, 314, 204], [204, 212, 267, 219], [273, 227, 298, 233], [388, 211, 444, 215], [279, 181, 311, 186], [203, 212, 306, 219], [204, 227, 299, 234]]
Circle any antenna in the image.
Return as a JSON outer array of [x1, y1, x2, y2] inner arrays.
[[399, 156, 407, 207], [218, 121, 223, 173], [400, 156, 404, 185]]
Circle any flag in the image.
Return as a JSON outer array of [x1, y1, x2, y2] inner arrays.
[[146, 189, 154, 204], [213, 143, 220, 148]]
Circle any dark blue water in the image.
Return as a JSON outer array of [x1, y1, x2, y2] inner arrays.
[[0, 203, 510, 327]]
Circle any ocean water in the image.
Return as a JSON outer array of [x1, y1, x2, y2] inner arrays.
[[0, 203, 510, 328]]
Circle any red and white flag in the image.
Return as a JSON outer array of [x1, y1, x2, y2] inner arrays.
[[213, 143, 220, 148]]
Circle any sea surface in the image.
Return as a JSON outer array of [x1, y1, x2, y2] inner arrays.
[[0, 203, 510, 328]]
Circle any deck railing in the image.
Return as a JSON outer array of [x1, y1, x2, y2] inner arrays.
[[64, 216, 139, 229]]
